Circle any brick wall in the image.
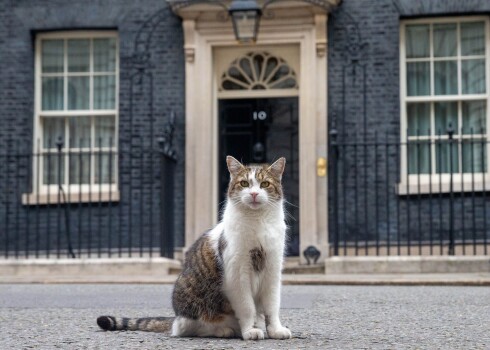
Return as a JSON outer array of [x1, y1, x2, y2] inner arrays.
[[2, 0, 490, 257], [0, 0, 186, 255], [327, 0, 490, 251]]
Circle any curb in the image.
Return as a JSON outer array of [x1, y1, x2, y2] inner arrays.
[[1, 273, 489, 286], [281, 274, 490, 286]]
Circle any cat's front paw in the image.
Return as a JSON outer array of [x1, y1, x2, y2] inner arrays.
[[267, 325, 292, 339], [242, 328, 265, 340]]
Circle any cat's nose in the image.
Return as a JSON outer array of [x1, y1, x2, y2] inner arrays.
[[250, 192, 259, 201]]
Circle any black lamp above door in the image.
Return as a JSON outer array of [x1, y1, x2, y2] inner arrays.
[[228, 0, 262, 43]]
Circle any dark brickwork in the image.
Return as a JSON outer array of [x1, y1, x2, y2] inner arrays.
[[328, 0, 490, 252], [0, 0, 186, 255], [2, 0, 490, 257]]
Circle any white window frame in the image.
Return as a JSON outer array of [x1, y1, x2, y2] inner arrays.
[[399, 16, 490, 195], [23, 31, 120, 204]]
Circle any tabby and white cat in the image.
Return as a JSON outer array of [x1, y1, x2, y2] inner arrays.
[[97, 156, 291, 340]]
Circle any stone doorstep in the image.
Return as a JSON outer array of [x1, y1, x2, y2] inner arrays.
[[282, 264, 325, 274], [324, 256, 490, 274]]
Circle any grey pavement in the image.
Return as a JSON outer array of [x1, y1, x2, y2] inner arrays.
[[0, 284, 489, 349]]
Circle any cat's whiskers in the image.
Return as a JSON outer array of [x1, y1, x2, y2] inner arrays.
[[283, 207, 296, 223], [264, 200, 280, 210], [282, 198, 299, 209]]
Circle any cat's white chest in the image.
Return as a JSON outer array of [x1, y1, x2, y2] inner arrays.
[[222, 216, 285, 295], [227, 218, 285, 252], [218, 199, 286, 300]]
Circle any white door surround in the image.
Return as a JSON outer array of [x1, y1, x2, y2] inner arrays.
[[170, 1, 340, 262]]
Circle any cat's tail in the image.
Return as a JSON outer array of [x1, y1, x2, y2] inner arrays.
[[97, 316, 174, 333]]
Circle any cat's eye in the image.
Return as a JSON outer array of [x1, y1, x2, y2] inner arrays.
[[240, 180, 249, 187], [261, 181, 270, 188]]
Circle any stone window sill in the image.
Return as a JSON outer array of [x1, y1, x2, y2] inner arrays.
[[22, 191, 120, 205], [397, 181, 490, 196]]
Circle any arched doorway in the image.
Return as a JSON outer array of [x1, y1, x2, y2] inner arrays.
[[217, 50, 300, 255], [171, 1, 333, 262]]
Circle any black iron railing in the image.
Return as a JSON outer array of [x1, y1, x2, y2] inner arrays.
[[0, 136, 176, 260], [329, 127, 490, 256]]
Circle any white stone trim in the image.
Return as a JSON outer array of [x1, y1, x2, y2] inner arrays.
[[174, 3, 332, 261], [22, 190, 120, 205]]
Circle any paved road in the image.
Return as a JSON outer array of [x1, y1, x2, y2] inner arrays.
[[0, 284, 488, 349]]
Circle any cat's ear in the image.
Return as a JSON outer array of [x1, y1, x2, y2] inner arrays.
[[226, 156, 245, 176], [267, 157, 286, 179]]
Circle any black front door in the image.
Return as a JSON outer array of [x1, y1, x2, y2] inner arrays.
[[218, 98, 299, 255]]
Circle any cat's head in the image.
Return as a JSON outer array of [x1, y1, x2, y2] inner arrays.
[[226, 156, 286, 210]]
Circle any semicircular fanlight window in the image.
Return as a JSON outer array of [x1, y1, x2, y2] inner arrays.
[[220, 52, 298, 91]]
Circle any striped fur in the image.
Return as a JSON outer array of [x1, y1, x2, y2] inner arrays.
[[97, 316, 173, 333], [97, 156, 291, 340], [172, 231, 233, 323], [249, 246, 266, 272]]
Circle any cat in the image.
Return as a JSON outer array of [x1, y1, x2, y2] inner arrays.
[[97, 156, 292, 340]]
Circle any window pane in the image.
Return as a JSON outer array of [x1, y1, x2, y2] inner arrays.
[[407, 103, 430, 136], [68, 39, 90, 72], [270, 78, 297, 89], [43, 153, 65, 185], [433, 23, 457, 57], [94, 38, 116, 72], [436, 141, 459, 174], [462, 140, 486, 173], [68, 77, 89, 110], [69, 117, 91, 148], [253, 53, 264, 78], [462, 59, 486, 94], [264, 57, 279, 80], [42, 77, 64, 111], [463, 100, 486, 135], [222, 79, 245, 90], [435, 102, 458, 135], [94, 154, 116, 184], [94, 75, 116, 109], [95, 116, 115, 148], [406, 25, 430, 58], [43, 117, 65, 149], [434, 61, 457, 95], [407, 62, 430, 96], [69, 153, 90, 184], [461, 22, 485, 56], [407, 141, 430, 174], [42, 40, 64, 73]]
